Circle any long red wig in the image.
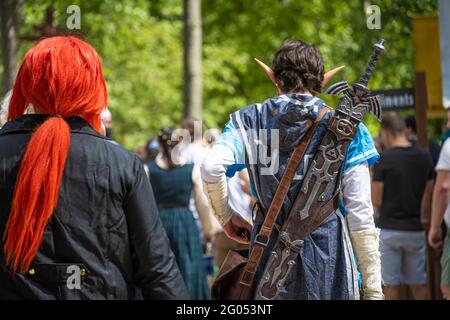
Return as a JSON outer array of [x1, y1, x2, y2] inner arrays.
[[3, 36, 108, 273]]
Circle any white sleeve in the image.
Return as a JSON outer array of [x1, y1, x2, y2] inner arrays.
[[201, 144, 236, 183], [342, 161, 376, 232], [191, 165, 222, 236], [436, 139, 450, 171]]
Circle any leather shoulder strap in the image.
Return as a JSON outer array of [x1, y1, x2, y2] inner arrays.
[[240, 107, 330, 286]]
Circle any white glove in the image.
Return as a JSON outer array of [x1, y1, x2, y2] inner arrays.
[[350, 228, 384, 300], [202, 178, 236, 226]]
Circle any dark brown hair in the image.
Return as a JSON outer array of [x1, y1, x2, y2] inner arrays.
[[381, 112, 406, 137], [271, 40, 324, 95], [182, 116, 202, 142], [158, 127, 179, 169], [405, 115, 416, 133]]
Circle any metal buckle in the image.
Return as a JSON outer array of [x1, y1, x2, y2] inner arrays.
[[254, 234, 269, 247], [280, 231, 304, 253]]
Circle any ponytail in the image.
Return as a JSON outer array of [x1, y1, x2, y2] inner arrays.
[[3, 117, 70, 272], [158, 127, 179, 169]]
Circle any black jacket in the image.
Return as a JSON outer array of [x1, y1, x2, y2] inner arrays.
[[0, 115, 188, 300]]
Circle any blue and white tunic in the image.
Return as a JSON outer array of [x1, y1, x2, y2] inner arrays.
[[202, 93, 379, 299]]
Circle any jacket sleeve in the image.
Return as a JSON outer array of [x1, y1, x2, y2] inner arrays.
[[192, 165, 222, 237], [123, 157, 189, 300], [342, 161, 383, 299], [342, 161, 376, 232]]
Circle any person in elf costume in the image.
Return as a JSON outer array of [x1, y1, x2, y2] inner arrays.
[[201, 40, 384, 300]]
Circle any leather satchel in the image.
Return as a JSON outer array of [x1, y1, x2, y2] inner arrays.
[[211, 107, 329, 300]]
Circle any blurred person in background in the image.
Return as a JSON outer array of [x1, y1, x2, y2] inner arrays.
[[147, 127, 217, 299], [0, 36, 187, 300], [0, 90, 12, 127], [134, 144, 150, 164], [405, 115, 440, 167], [205, 128, 221, 145], [428, 122, 450, 299], [178, 119, 212, 237], [179, 117, 209, 165], [372, 112, 433, 300], [441, 109, 450, 145], [214, 169, 254, 269], [134, 138, 159, 176], [147, 138, 160, 161], [101, 108, 113, 138], [374, 131, 385, 154], [1, 90, 36, 127]]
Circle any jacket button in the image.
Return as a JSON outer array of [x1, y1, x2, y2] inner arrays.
[[80, 268, 86, 276], [28, 268, 35, 275]]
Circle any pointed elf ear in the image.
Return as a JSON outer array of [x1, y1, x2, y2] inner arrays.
[[322, 66, 345, 87], [254, 58, 278, 87], [254, 58, 345, 89]]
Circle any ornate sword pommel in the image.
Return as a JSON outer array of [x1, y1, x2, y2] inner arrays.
[[359, 39, 385, 87], [324, 39, 385, 126]]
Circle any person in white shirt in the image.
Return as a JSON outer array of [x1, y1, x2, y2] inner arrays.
[[429, 135, 450, 299]]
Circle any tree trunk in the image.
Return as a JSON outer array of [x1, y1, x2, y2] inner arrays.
[[1, 0, 21, 95], [183, 0, 202, 120], [415, 71, 444, 300]]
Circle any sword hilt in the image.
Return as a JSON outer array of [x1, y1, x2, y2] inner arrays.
[[358, 39, 385, 87]]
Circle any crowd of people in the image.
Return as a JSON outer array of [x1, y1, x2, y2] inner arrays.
[[105, 106, 450, 300], [129, 119, 254, 300], [372, 112, 449, 299], [134, 114, 450, 301], [0, 35, 449, 300]]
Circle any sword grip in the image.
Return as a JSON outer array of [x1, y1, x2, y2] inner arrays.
[[359, 39, 385, 87]]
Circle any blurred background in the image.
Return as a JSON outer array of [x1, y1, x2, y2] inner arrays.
[[0, 0, 447, 149]]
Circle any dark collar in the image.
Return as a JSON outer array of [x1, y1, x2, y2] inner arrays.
[[0, 114, 111, 141]]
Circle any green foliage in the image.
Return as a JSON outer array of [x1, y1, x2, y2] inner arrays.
[[0, 0, 440, 149], [202, 0, 438, 137]]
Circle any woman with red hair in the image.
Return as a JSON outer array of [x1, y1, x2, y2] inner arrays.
[[0, 36, 187, 299]]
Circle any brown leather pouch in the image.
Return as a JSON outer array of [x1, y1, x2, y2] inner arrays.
[[211, 250, 253, 300]]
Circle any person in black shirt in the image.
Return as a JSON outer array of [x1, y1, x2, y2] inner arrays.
[[405, 115, 441, 167], [372, 112, 434, 300]]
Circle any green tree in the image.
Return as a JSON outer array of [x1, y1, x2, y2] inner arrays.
[[0, 0, 440, 148]]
